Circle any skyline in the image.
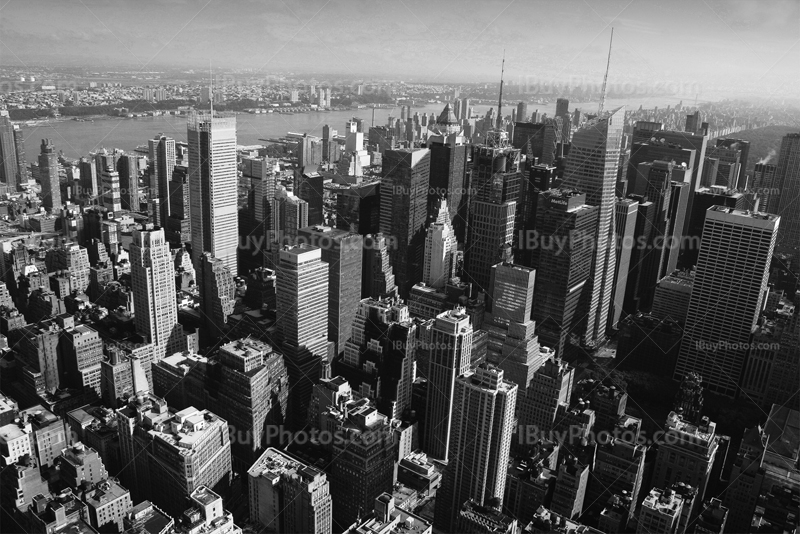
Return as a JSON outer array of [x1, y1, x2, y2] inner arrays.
[[0, 0, 798, 101]]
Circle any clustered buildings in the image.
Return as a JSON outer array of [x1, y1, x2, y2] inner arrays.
[[0, 76, 797, 534]]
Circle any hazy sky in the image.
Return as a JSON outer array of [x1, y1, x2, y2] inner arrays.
[[1, 0, 798, 99]]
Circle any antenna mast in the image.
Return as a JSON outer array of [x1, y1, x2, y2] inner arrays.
[[598, 28, 614, 115], [496, 50, 505, 129], [209, 60, 213, 117]]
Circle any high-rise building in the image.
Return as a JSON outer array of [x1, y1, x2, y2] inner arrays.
[[560, 108, 624, 346], [422, 308, 472, 461], [273, 187, 309, 250], [638, 487, 685, 534], [361, 233, 397, 299], [484, 262, 543, 390], [752, 162, 778, 213], [298, 226, 363, 355], [434, 364, 517, 532], [297, 171, 324, 226], [276, 245, 330, 428], [685, 111, 702, 133], [198, 252, 236, 341], [715, 138, 750, 187], [0, 112, 18, 191], [247, 448, 332, 534], [651, 411, 721, 505], [12, 125, 29, 187], [775, 133, 800, 253], [338, 295, 415, 420], [187, 112, 238, 274], [422, 198, 457, 289], [116, 398, 232, 517], [130, 229, 183, 359], [517, 355, 574, 439], [38, 139, 61, 209], [116, 153, 139, 212], [380, 148, 430, 298], [100, 165, 122, 213], [675, 207, 778, 396], [148, 134, 176, 222], [428, 105, 468, 240], [530, 189, 598, 355]]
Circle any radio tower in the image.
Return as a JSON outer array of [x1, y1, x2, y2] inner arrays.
[[598, 28, 614, 115]]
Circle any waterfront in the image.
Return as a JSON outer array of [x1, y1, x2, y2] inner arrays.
[[18, 96, 694, 159]]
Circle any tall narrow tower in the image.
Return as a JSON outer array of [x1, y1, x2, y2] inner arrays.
[[560, 108, 625, 346], [187, 112, 238, 274], [130, 229, 182, 360], [148, 134, 176, 223], [38, 139, 61, 210], [775, 133, 800, 253]]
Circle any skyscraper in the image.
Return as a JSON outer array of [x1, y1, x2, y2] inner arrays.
[[361, 233, 397, 299], [752, 162, 778, 214], [484, 262, 543, 390], [422, 198, 457, 289], [148, 134, 176, 222], [276, 245, 330, 428], [0, 112, 18, 191], [380, 148, 430, 298], [422, 308, 472, 461], [187, 112, 238, 274], [675, 207, 779, 396], [297, 226, 363, 355], [247, 448, 332, 534], [198, 251, 236, 341], [116, 153, 139, 212], [775, 133, 800, 253], [434, 364, 517, 532], [38, 139, 61, 210], [530, 189, 598, 355], [560, 107, 624, 346], [428, 105, 469, 240], [130, 229, 183, 360]]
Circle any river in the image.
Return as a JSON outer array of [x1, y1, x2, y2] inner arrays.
[[18, 96, 693, 159]]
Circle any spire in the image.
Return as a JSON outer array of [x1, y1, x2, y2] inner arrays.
[[209, 59, 213, 117], [598, 28, 614, 115], [496, 50, 505, 130]]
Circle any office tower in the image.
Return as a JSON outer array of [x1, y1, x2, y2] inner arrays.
[[517, 355, 573, 439], [741, 313, 799, 409], [198, 252, 235, 341], [187, 112, 238, 274], [610, 197, 639, 327], [434, 364, 517, 532], [638, 487, 685, 534], [276, 245, 330, 428], [362, 233, 397, 299], [148, 134, 175, 221], [753, 163, 778, 213], [115, 153, 139, 211], [272, 187, 308, 249], [503, 445, 558, 524], [560, 108, 624, 346], [298, 226, 363, 355], [661, 180, 690, 278], [550, 457, 590, 520], [484, 262, 542, 390], [297, 171, 324, 226], [12, 125, 28, 186], [100, 165, 122, 212], [428, 112, 468, 241], [530, 189, 598, 354], [621, 195, 658, 315], [512, 122, 546, 160], [422, 198, 457, 289], [0, 112, 18, 190], [516, 102, 528, 123], [248, 448, 332, 534], [77, 157, 98, 199], [586, 435, 646, 518], [57, 317, 103, 394], [130, 229, 183, 359], [325, 398, 396, 530], [422, 308, 472, 460], [675, 207, 778, 396], [651, 411, 721, 507], [650, 270, 694, 325], [626, 140, 696, 195], [116, 399, 232, 517], [16, 406, 68, 469], [704, 143, 742, 189], [322, 124, 336, 160], [715, 137, 750, 186], [555, 98, 569, 119], [465, 144, 521, 293], [214, 339, 288, 468], [296, 134, 323, 169], [775, 133, 800, 252], [683, 186, 746, 268], [1, 454, 50, 514], [380, 148, 430, 298], [38, 139, 61, 209], [338, 296, 415, 420], [685, 111, 702, 133]]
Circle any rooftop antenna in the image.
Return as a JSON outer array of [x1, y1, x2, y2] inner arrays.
[[598, 28, 614, 115], [209, 59, 213, 117], [496, 49, 505, 129]]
